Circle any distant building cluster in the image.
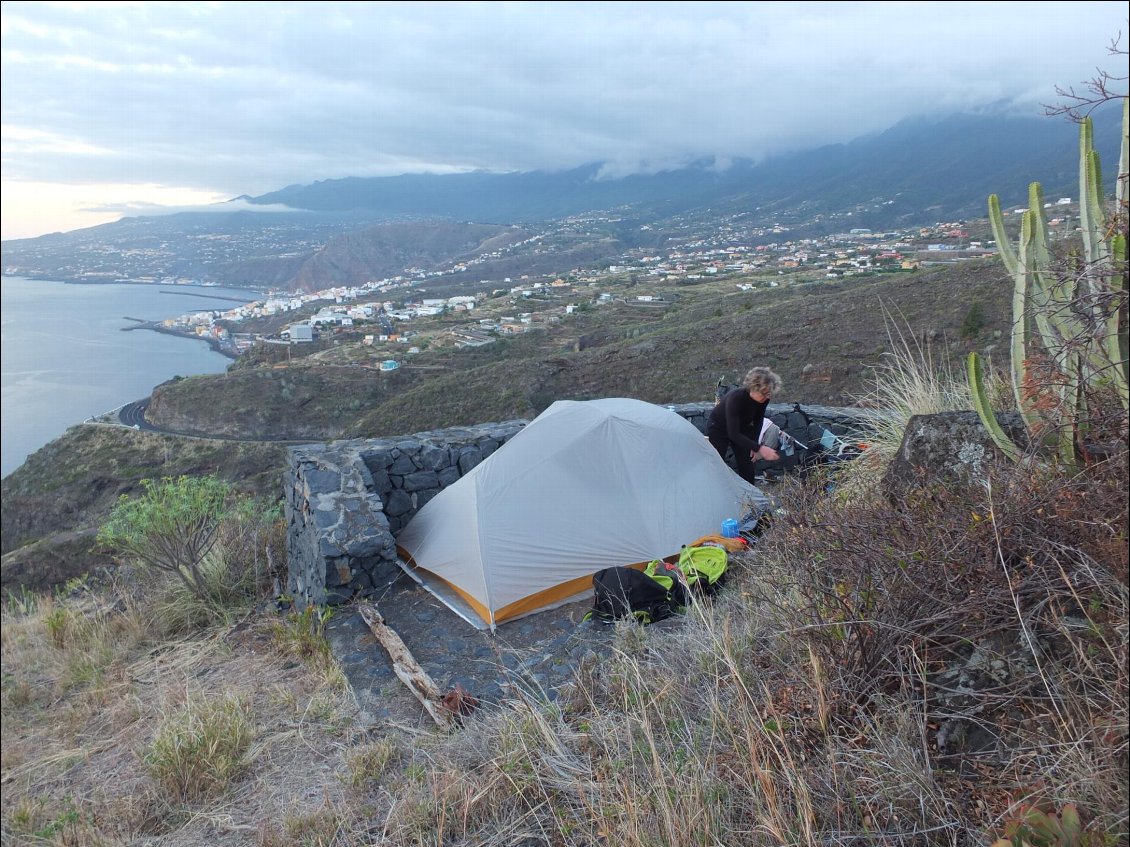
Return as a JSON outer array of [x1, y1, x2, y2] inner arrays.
[[152, 198, 1083, 357]]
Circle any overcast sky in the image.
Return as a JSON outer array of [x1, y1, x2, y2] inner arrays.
[[1, 1, 1126, 240]]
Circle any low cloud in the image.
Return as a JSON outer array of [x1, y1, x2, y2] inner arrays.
[[81, 198, 301, 217], [2, 1, 1126, 219]]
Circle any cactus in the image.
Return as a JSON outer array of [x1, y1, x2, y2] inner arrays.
[[972, 97, 1129, 464], [967, 351, 1023, 463]]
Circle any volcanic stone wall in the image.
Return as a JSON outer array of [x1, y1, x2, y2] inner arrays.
[[284, 402, 874, 607]]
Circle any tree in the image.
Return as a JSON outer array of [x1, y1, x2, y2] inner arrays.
[[98, 475, 234, 596], [960, 301, 986, 339]]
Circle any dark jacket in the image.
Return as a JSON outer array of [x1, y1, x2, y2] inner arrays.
[[707, 390, 768, 453]]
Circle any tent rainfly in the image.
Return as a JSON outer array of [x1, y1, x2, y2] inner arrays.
[[396, 398, 768, 629]]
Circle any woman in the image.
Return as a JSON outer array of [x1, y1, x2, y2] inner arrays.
[[707, 366, 782, 485]]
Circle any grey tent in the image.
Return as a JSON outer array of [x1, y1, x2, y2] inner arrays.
[[396, 398, 768, 629]]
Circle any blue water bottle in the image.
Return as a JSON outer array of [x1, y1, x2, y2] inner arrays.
[[721, 518, 739, 538]]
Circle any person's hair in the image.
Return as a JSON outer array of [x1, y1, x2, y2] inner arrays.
[[742, 366, 783, 396]]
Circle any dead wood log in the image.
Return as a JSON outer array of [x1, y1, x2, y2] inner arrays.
[[358, 602, 452, 727]]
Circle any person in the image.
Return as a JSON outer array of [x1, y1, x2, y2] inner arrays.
[[707, 366, 783, 485]]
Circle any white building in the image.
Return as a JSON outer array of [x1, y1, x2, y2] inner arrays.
[[289, 323, 314, 342]]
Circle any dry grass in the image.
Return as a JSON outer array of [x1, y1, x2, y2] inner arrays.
[[3, 445, 1126, 846], [854, 310, 975, 453], [145, 694, 256, 804], [1, 569, 363, 846], [837, 306, 1016, 504]]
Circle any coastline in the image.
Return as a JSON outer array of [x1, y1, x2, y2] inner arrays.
[[2, 272, 264, 295], [4, 273, 191, 286]]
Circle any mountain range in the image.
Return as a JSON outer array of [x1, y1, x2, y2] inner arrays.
[[251, 108, 1121, 224], [1, 106, 1122, 293]]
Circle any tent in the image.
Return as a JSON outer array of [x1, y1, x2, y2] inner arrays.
[[396, 398, 768, 629]]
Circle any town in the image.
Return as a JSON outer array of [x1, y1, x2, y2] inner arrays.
[[147, 196, 1076, 364]]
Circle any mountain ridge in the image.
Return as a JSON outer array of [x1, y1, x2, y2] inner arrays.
[[247, 107, 1123, 224], [1, 107, 1120, 293]]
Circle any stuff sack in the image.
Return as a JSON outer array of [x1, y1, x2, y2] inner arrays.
[[677, 545, 729, 594], [588, 566, 680, 625]]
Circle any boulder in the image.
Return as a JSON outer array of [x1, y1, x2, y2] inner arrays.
[[883, 410, 1027, 494]]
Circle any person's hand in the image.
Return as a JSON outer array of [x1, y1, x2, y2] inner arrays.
[[757, 446, 780, 461]]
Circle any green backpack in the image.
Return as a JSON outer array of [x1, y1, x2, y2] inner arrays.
[[644, 559, 690, 611], [677, 545, 729, 594]]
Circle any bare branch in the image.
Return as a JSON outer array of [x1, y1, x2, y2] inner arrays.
[[1043, 33, 1128, 122]]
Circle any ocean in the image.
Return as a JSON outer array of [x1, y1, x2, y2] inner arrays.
[[1, 276, 257, 478]]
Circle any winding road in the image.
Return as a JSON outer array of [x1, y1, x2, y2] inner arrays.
[[102, 399, 313, 445]]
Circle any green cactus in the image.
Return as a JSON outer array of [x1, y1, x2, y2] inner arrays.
[[973, 97, 1129, 465], [967, 351, 1024, 463]]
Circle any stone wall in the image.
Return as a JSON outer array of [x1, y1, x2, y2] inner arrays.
[[285, 402, 878, 608]]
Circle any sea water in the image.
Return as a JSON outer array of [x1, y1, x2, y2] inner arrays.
[[1, 276, 256, 477]]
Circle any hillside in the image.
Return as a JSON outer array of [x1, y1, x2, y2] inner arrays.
[[144, 260, 1011, 439], [291, 221, 529, 290], [1, 259, 1010, 588]]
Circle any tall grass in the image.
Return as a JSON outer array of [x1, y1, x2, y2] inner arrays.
[[144, 693, 255, 804], [853, 308, 977, 463]]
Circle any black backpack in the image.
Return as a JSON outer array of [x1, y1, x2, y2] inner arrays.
[[587, 566, 683, 625], [758, 403, 821, 477], [714, 376, 739, 405]]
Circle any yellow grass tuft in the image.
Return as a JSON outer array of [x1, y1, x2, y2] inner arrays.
[[144, 693, 256, 804]]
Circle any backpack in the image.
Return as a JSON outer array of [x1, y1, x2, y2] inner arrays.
[[677, 545, 729, 594], [587, 566, 682, 625], [644, 560, 691, 608], [714, 376, 740, 405]]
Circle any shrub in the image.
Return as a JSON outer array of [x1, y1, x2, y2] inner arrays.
[[101, 479, 285, 631], [960, 301, 986, 338], [751, 453, 1128, 834], [98, 475, 234, 598]]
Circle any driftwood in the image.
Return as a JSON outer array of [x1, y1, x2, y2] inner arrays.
[[358, 602, 453, 727]]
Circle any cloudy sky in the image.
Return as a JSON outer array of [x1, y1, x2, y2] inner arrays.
[[1, 1, 1126, 240]]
